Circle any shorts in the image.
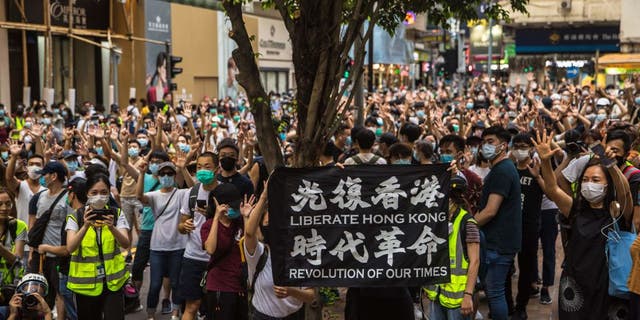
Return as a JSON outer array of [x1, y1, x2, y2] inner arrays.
[[178, 257, 208, 302], [120, 197, 143, 229]]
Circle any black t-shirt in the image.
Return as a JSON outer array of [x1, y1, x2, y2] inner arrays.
[[216, 172, 254, 198], [517, 168, 544, 230], [479, 158, 522, 254]]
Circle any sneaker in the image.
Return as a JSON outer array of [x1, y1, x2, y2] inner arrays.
[[540, 288, 552, 305], [161, 299, 172, 314], [475, 310, 484, 320], [135, 304, 144, 312], [529, 286, 540, 298], [170, 316, 180, 320], [510, 310, 528, 320]]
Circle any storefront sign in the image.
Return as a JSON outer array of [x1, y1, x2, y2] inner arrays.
[[268, 165, 451, 287], [20, 0, 108, 30], [144, 0, 172, 103], [258, 18, 291, 61], [516, 26, 620, 53]]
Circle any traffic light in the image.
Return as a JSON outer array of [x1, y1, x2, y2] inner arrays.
[[168, 55, 182, 91], [344, 57, 354, 78]]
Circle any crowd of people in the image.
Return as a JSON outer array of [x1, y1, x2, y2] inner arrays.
[[0, 72, 636, 320]]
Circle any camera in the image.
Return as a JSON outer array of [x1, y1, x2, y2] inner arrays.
[[22, 293, 38, 308], [90, 208, 114, 221]]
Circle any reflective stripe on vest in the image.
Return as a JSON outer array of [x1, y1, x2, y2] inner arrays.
[[425, 208, 472, 308], [67, 210, 129, 296]]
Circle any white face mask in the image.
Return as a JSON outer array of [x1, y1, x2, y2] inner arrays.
[[581, 182, 607, 204], [27, 166, 42, 180], [513, 149, 530, 162], [87, 195, 109, 210]]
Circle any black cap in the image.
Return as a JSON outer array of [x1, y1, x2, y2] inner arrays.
[[451, 175, 467, 192], [213, 183, 241, 210], [35, 161, 68, 178], [61, 150, 78, 160]]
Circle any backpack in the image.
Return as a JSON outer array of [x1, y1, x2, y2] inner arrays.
[[351, 154, 381, 165], [460, 213, 488, 281]]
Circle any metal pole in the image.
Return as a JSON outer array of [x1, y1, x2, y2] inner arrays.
[[487, 18, 493, 80], [20, 0, 27, 87], [595, 49, 600, 89], [368, 30, 374, 93], [68, 0, 74, 93]]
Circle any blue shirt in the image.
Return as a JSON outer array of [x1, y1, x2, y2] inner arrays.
[[141, 173, 160, 231]]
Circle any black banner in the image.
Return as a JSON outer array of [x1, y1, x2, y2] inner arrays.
[[267, 164, 451, 287]]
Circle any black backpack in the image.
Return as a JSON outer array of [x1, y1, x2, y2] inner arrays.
[[27, 190, 67, 248]]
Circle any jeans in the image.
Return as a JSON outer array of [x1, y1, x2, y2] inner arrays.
[[147, 249, 184, 310], [483, 249, 515, 320], [59, 274, 78, 320], [539, 209, 559, 287], [428, 300, 471, 320], [131, 230, 152, 282]]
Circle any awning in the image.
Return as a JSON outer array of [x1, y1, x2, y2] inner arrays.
[[598, 53, 640, 69]]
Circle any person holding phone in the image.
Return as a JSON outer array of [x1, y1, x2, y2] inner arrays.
[[177, 152, 220, 320], [65, 173, 130, 319]]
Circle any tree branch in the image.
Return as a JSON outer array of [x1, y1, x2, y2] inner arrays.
[[272, 0, 296, 36]]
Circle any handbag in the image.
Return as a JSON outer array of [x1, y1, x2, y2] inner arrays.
[[605, 219, 636, 299]]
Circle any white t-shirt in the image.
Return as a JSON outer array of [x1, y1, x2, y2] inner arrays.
[[16, 180, 45, 226], [146, 188, 188, 251], [180, 184, 211, 262], [469, 165, 490, 180], [344, 153, 387, 165], [244, 241, 304, 318], [561, 154, 591, 183]]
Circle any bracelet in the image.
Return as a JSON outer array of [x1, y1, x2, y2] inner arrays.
[[464, 291, 473, 296]]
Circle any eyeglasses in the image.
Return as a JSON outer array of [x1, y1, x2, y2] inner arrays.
[[158, 172, 175, 177], [0, 201, 13, 208]]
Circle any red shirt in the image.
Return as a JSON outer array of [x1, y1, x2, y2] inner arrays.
[[200, 218, 244, 292]]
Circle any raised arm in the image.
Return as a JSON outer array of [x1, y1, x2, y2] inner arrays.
[[5, 141, 23, 195], [135, 161, 150, 205], [532, 130, 573, 217]]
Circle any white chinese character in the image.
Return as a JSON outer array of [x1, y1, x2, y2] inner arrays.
[[371, 177, 408, 210], [570, 34, 577, 41], [585, 34, 592, 40], [410, 176, 445, 207], [407, 225, 447, 265], [291, 179, 327, 212], [329, 231, 369, 263], [593, 34, 599, 40], [563, 34, 570, 41], [578, 34, 584, 40], [330, 177, 371, 211], [373, 227, 405, 266], [290, 228, 327, 266]]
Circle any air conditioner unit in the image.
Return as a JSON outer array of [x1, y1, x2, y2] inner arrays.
[[561, 0, 572, 10]]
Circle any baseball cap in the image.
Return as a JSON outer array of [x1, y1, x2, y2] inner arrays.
[[35, 161, 68, 178], [213, 183, 241, 210], [157, 161, 177, 173], [596, 98, 610, 106], [61, 150, 78, 160], [451, 175, 467, 192]]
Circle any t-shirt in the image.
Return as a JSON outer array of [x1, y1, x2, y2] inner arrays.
[[561, 154, 591, 183], [31, 190, 74, 257], [141, 174, 161, 231], [217, 172, 254, 199], [344, 152, 387, 165], [16, 180, 45, 246], [145, 188, 188, 251], [200, 218, 243, 292], [517, 168, 544, 229], [244, 241, 303, 317], [479, 158, 522, 254], [180, 184, 212, 262], [469, 165, 490, 181]]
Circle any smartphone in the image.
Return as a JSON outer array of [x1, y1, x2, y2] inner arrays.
[[196, 200, 206, 208], [591, 144, 615, 167], [90, 208, 114, 221]]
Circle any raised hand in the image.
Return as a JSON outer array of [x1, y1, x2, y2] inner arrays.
[[531, 129, 560, 161], [147, 121, 157, 137], [240, 194, 257, 218]]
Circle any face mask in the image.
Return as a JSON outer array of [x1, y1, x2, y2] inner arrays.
[[279, 132, 286, 141], [477, 95, 486, 102], [39, 176, 47, 187], [233, 115, 241, 122], [227, 208, 241, 219], [375, 128, 383, 137], [128, 148, 139, 158], [220, 157, 237, 171], [494, 99, 501, 106], [513, 149, 530, 162], [87, 195, 109, 210], [439, 154, 455, 163], [470, 146, 478, 157], [52, 109, 59, 115], [95, 147, 103, 155], [452, 124, 459, 133], [416, 110, 425, 118], [0, 110, 4, 116], [62, 111, 68, 117], [27, 166, 42, 180], [218, 114, 225, 120], [159, 175, 175, 188], [376, 118, 383, 126], [345, 136, 352, 146], [42, 118, 51, 126], [582, 90, 590, 96], [367, 126, 376, 133], [635, 97, 640, 105], [595, 114, 607, 121], [196, 169, 215, 185], [581, 182, 607, 204], [24, 122, 32, 129], [529, 120, 535, 128], [149, 163, 160, 175], [239, 105, 246, 112], [481, 143, 501, 161], [393, 159, 411, 165], [466, 102, 474, 109], [178, 143, 191, 153], [616, 156, 626, 168], [137, 138, 149, 148], [0, 152, 7, 160], [66, 161, 78, 173]]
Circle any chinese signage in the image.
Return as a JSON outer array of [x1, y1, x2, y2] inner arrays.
[[268, 165, 451, 287], [144, 0, 172, 86], [19, 0, 108, 30], [516, 25, 620, 54], [258, 18, 292, 61]]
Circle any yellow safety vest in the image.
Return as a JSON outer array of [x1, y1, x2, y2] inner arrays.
[[0, 219, 27, 285], [11, 117, 24, 140], [67, 209, 129, 296], [424, 208, 474, 308]]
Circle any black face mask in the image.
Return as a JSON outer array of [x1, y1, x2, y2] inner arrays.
[[616, 156, 626, 168], [259, 224, 270, 245], [220, 157, 237, 171]]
